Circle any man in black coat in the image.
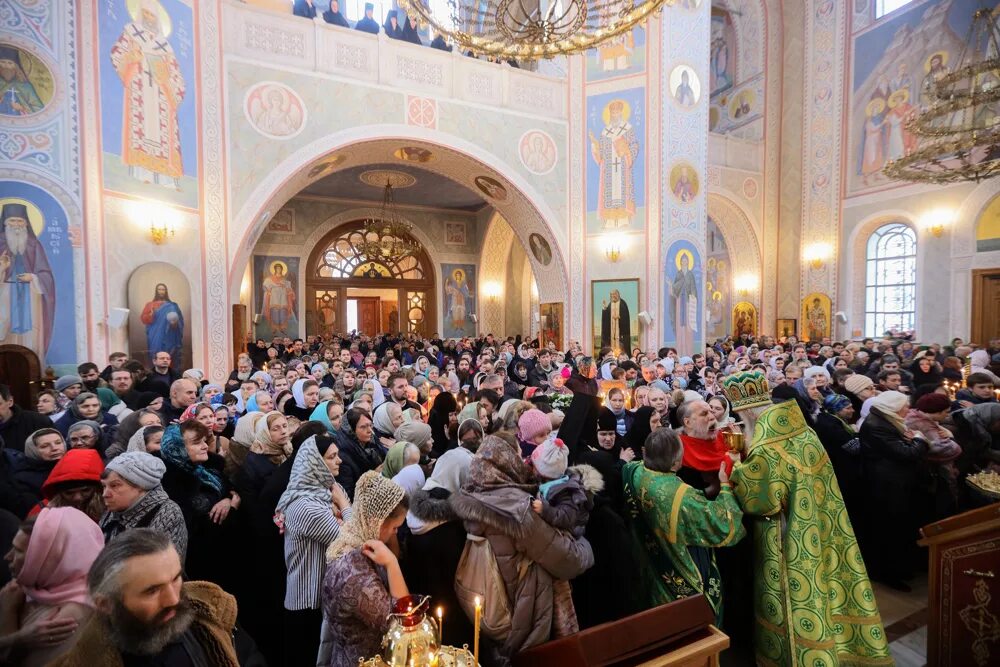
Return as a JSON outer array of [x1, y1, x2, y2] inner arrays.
[[354, 2, 379, 34], [0, 384, 52, 453]]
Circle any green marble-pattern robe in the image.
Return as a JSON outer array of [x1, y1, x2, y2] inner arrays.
[[623, 462, 746, 623], [730, 400, 892, 666]]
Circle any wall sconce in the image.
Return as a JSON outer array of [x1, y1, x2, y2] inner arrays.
[[734, 273, 759, 296], [150, 220, 176, 245], [803, 242, 832, 270], [920, 208, 953, 237], [605, 238, 622, 262], [484, 282, 502, 303]]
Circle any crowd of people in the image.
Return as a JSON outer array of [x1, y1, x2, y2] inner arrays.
[[0, 330, 998, 666], [291, 0, 523, 64]]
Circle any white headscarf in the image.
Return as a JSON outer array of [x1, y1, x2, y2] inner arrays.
[[291, 379, 308, 410], [360, 379, 385, 409]]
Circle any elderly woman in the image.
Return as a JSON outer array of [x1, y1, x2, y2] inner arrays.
[[624, 428, 744, 624], [451, 433, 594, 660], [320, 472, 408, 667], [278, 434, 351, 667], [813, 393, 863, 522], [160, 421, 241, 587], [284, 379, 321, 421], [0, 507, 104, 666], [65, 422, 106, 459], [859, 390, 930, 591], [224, 411, 264, 480], [53, 394, 117, 441], [6, 430, 66, 518]]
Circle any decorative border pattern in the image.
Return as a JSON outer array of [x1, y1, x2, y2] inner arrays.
[[199, 0, 229, 382], [799, 0, 846, 306]]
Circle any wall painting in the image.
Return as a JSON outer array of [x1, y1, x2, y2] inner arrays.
[[127, 262, 193, 368], [253, 255, 300, 340], [592, 279, 639, 355], [442, 263, 476, 338], [586, 87, 645, 235], [0, 183, 77, 372], [663, 240, 702, 356], [801, 292, 832, 341], [99, 0, 199, 208]]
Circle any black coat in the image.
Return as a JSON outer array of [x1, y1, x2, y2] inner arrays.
[[1, 450, 55, 518], [858, 409, 929, 578], [161, 453, 237, 586], [403, 489, 473, 647], [571, 494, 639, 629], [335, 430, 383, 500], [137, 369, 180, 398], [813, 412, 863, 520], [292, 0, 317, 18], [0, 406, 53, 453]]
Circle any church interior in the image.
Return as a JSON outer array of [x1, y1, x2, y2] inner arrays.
[[2, 0, 1000, 665]]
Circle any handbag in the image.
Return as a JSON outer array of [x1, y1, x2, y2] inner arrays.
[[454, 534, 528, 641]]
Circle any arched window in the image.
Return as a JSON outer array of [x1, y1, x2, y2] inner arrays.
[[864, 223, 916, 337]]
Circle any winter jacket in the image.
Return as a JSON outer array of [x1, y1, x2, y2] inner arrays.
[[450, 485, 594, 657], [100, 486, 188, 562], [0, 406, 53, 453], [335, 430, 383, 500], [46, 582, 241, 667], [537, 465, 602, 538], [403, 488, 473, 648], [40, 448, 104, 498], [3, 450, 56, 518]]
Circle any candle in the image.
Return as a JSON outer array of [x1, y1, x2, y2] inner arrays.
[[436, 606, 443, 646], [473, 596, 481, 666]]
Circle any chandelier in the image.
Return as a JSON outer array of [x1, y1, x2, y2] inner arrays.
[[883, 8, 1000, 184], [398, 0, 676, 60], [360, 182, 421, 261]]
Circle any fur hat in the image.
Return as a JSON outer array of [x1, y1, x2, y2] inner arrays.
[[517, 408, 551, 443], [531, 437, 568, 479], [843, 374, 874, 396]]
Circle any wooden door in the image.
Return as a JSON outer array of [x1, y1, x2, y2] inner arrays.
[[0, 345, 42, 409], [232, 304, 247, 367], [356, 297, 380, 335], [971, 269, 1000, 346]]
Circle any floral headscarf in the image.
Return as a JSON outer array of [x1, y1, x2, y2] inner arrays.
[[160, 424, 224, 494]]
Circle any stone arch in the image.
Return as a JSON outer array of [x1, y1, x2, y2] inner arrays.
[[478, 212, 516, 336], [706, 192, 763, 305], [228, 126, 569, 308], [846, 212, 921, 339]]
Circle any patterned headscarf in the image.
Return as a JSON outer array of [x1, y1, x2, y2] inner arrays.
[[326, 471, 404, 561], [464, 433, 537, 494], [822, 393, 852, 414], [276, 436, 336, 514], [250, 411, 292, 465], [160, 424, 224, 494]]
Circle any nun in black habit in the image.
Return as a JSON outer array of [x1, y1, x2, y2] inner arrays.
[[322, 0, 351, 27], [383, 10, 403, 39], [354, 2, 380, 34], [400, 14, 422, 45]]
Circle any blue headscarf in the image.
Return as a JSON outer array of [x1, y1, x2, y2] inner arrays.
[[310, 400, 338, 435], [823, 393, 852, 414], [160, 424, 224, 494]]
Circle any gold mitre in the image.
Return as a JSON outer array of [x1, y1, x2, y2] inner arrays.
[[721, 370, 771, 413]]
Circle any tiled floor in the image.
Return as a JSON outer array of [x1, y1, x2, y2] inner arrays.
[[874, 575, 929, 667]]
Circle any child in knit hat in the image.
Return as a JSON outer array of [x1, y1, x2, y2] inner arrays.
[[516, 408, 553, 459], [528, 436, 603, 638]]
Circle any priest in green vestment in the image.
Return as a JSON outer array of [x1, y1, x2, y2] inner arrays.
[[722, 371, 892, 666], [623, 428, 745, 624]]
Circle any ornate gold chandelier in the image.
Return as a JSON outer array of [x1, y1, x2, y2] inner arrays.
[[398, 0, 676, 60], [883, 8, 1000, 184], [360, 183, 421, 262]]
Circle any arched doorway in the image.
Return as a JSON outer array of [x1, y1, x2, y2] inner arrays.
[[305, 222, 436, 337], [0, 344, 43, 409]]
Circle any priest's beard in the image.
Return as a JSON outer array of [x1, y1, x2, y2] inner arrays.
[[104, 591, 195, 655], [5, 226, 27, 256]]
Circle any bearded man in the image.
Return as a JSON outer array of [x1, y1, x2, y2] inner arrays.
[[721, 370, 891, 666], [0, 203, 55, 358], [47, 529, 258, 666]]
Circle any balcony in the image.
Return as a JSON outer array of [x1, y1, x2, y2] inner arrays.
[[223, 0, 567, 120]]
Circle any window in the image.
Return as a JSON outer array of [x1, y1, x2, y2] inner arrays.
[[875, 0, 915, 19], [313, 227, 426, 280], [864, 223, 916, 336]]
